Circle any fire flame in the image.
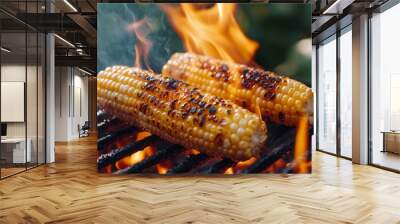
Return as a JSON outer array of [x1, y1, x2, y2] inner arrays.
[[115, 146, 154, 170], [127, 18, 153, 71], [156, 161, 172, 174], [162, 3, 259, 64], [191, 149, 200, 155], [163, 3, 262, 117], [135, 131, 152, 141], [265, 159, 287, 173], [224, 157, 257, 174], [293, 116, 310, 173], [113, 4, 311, 174], [224, 167, 234, 174]]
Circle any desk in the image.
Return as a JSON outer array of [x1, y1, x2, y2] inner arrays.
[[381, 131, 400, 154], [1, 138, 31, 163]]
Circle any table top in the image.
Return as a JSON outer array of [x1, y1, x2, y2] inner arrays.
[[381, 131, 400, 134], [1, 138, 28, 143]]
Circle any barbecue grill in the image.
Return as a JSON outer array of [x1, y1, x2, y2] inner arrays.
[[97, 110, 312, 174]]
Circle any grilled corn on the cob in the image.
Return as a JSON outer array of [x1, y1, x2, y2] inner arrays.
[[162, 53, 313, 126], [97, 66, 267, 161]]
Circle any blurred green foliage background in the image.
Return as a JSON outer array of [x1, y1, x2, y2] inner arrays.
[[98, 3, 311, 85]]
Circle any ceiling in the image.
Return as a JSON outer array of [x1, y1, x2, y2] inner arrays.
[[0, 0, 393, 72]]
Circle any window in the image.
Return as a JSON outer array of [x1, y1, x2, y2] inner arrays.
[[0, 1, 47, 179], [370, 3, 400, 171], [317, 35, 337, 154], [339, 27, 352, 158]]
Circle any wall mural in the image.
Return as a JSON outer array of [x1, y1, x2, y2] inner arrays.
[[97, 3, 313, 174]]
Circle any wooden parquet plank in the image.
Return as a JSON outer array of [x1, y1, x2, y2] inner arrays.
[[0, 135, 399, 223]]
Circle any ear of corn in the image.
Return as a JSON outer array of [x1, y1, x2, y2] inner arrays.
[[162, 53, 313, 126], [97, 66, 267, 161]]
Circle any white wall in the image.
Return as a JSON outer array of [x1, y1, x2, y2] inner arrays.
[[1, 65, 26, 138], [1, 63, 46, 163], [54, 67, 89, 141], [55, 67, 69, 141], [1, 65, 41, 138]]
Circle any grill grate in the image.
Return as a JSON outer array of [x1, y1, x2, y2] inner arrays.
[[97, 110, 311, 174]]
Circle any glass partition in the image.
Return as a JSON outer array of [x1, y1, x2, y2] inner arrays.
[[0, 1, 46, 179], [339, 27, 352, 158], [317, 35, 337, 154], [1, 31, 28, 177], [370, 3, 400, 171]]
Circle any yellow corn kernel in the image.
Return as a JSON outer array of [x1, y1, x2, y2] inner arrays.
[[163, 53, 313, 126], [97, 66, 267, 161]]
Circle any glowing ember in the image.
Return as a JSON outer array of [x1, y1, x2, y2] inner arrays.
[[265, 159, 287, 173], [224, 167, 234, 174], [191, 149, 200, 155], [135, 131, 152, 141], [162, 3, 259, 64], [293, 116, 310, 173], [224, 157, 257, 174], [236, 157, 257, 169], [156, 161, 172, 174], [115, 146, 155, 170], [127, 18, 153, 71], [105, 165, 112, 173]]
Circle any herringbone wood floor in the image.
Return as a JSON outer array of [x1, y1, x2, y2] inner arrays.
[[1, 135, 400, 224]]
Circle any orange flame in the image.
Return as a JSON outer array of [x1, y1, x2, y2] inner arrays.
[[224, 157, 257, 174], [264, 159, 287, 173], [115, 146, 154, 170], [163, 3, 262, 118], [127, 18, 153, 71], [104, 165, 112, 173], [162, 3, 259, 64], [191, 149, 200, 155], [156, 161, 172, 174], [293, 116, 310, 173], [135, 131, 152, 141], [224, 167, 234, 174]]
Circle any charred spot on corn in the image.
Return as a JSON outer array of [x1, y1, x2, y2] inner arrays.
[[208, 106, 217, 115], [214, 133, 224, 145], [98, 66, 267, 161], [163, 53, 313, 127], [138, 103, 148, 114], [220, 64, 229, 72], [165, 79, 179, 90]]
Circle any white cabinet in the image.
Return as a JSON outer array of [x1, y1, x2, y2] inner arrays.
[[1, 138, 32, 163]]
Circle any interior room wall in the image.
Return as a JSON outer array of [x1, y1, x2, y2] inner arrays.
[[1, 64, 39, 139], [55, 66, 70, 141], [1, 63, 43, 163], [71, 72, 89, 138], [54, 67, 89, 141]]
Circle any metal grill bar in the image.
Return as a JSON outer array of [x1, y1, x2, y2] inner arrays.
[[115, 143, 184, 174], [243, 129, 296, 173], [97, 126, 137, 151], [167, 153, 209, 174], [96, 110, 310, 174], [196, 158, 235, 174], [97, 135, 159, 170], [97, 118, 119, 138]]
